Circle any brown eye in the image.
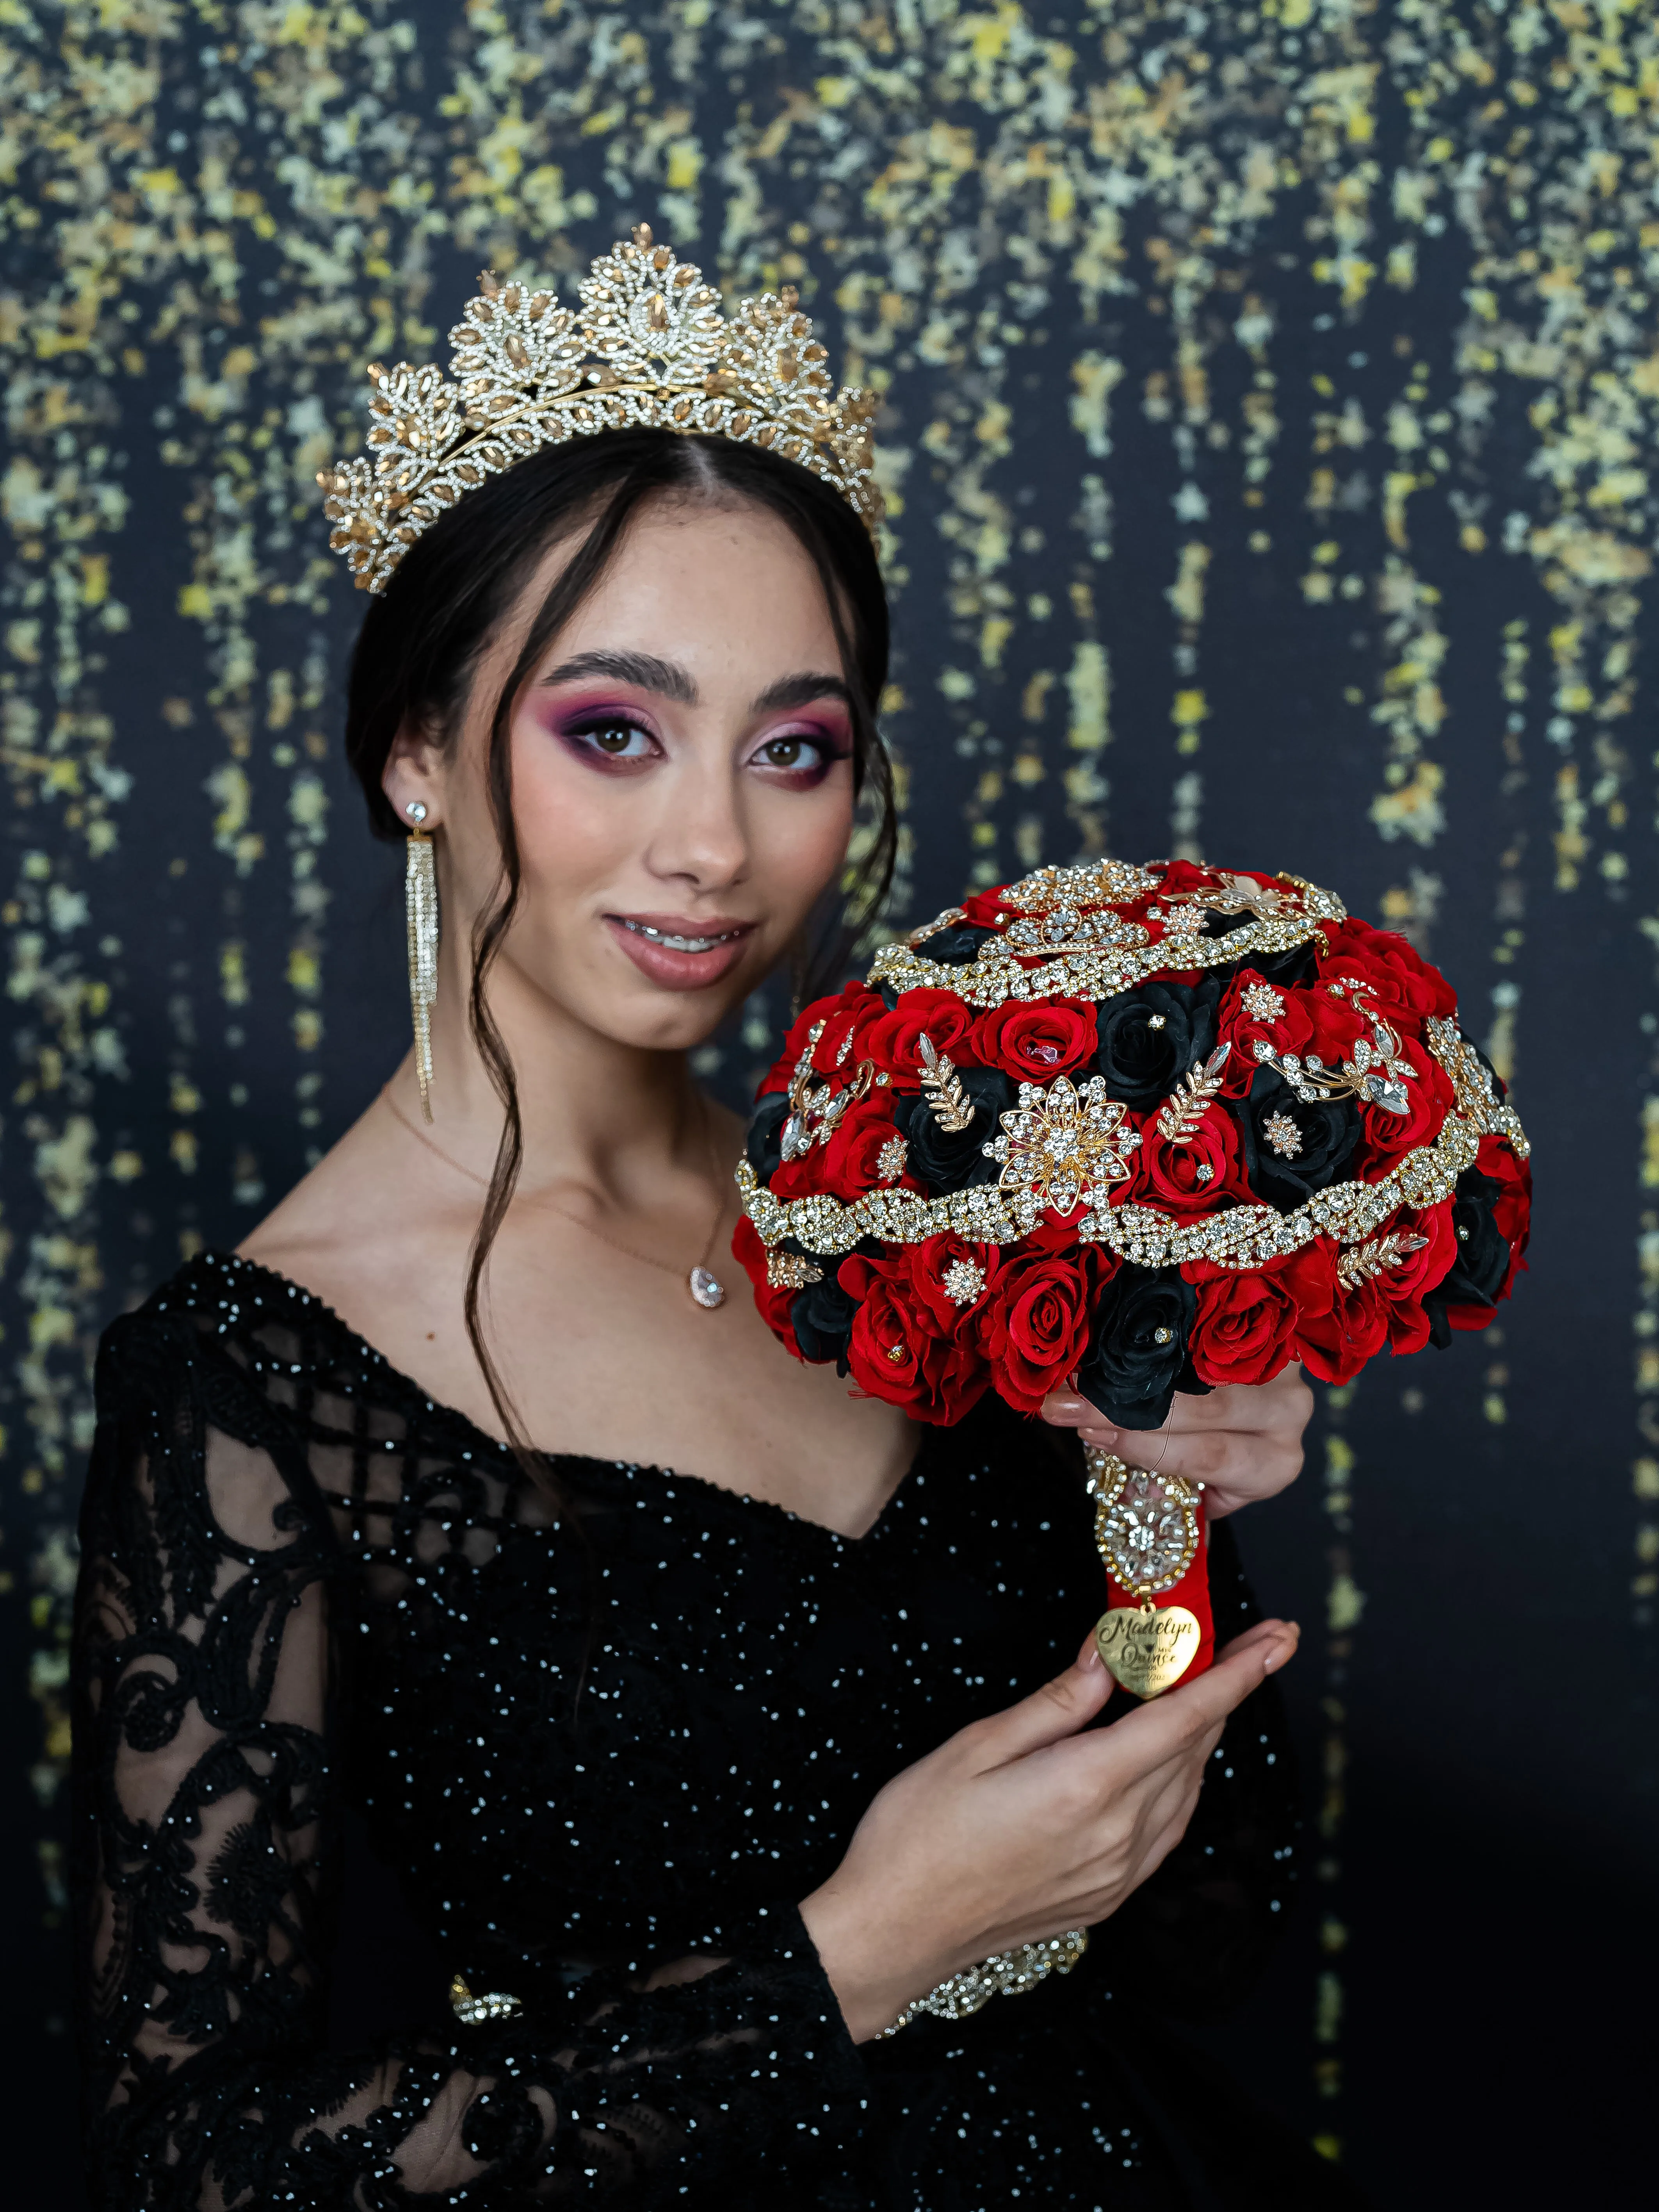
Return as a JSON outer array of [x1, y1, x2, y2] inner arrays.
[[593, 724, 636, 753], [765, 737, 805, 767]]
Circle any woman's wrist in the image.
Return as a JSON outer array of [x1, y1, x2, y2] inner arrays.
[[799, 1879, 931, 2045]]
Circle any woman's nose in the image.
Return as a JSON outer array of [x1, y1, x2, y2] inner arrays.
[[643, 758, 750, 889]]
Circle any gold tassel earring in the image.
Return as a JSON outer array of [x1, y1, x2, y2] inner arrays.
[[404, 801, 438, 1120]]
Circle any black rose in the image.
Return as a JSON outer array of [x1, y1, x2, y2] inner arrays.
[[1232, 1065, 1360, 1214], [1247, 940, 1319, 990], [895, 1066, 1016, 1194], [1424, 1167, 1511, 1348], [791, 1257, 862, 1371], [914, 924, 996, 967], [1094, 976, 1223, 1111], [1076, 1266, 1200, 1431], [746, 1091, 792, 1181]]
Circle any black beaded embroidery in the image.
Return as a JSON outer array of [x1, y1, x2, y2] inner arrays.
[[73, 1252, 1307, 2210]]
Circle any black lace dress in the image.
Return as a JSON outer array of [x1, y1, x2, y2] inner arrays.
[[72, 1252, 1358, 2210]]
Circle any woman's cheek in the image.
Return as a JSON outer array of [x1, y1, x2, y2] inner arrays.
[[512, 729, 641, 883], [750, 776, 854, 915]]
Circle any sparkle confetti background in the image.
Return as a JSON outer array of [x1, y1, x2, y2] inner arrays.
[[2, 2, 1654, 2199]]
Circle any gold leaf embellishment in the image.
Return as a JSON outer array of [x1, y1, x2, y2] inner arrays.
[[918, 1034, 975, 1132], [1155, 1044, 1232, 1145], [1336, 1231, 1431, 1289]]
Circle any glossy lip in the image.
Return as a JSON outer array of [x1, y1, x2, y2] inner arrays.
[[604, 911, 757, 992]]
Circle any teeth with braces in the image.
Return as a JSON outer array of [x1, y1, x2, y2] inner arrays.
[[619, 918, 744, 955]]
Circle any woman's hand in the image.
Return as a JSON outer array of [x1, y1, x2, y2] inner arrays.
[[799, 1617, 1299, 2043], [1038, 1362, 1314, 1519]]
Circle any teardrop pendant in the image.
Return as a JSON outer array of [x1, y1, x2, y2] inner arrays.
[[688, 1266, 726, 1310]]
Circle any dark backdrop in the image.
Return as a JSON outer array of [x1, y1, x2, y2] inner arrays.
[[3, 2, 1654, 2196]]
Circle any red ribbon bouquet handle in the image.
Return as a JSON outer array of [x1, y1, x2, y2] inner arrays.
[[1086, 1441, 1215, 1699]]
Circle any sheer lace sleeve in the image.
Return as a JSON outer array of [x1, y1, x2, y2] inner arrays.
[[71, 1304, 866, 2210]]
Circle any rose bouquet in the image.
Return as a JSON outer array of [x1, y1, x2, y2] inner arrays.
[[734, 857, 1531, 1696]]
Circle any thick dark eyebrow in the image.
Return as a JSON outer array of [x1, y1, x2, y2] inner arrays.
[[538, 650, 698, 703], [748, 671, 853, 714], [538, 652, 851, 718]]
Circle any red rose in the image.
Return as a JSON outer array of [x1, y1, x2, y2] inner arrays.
[[805, 1095, 903, 1203], [1215, 976, 1368, 1099], [1157, 858, 1222, 900], [1130, 1111, 1250, 1217], [969, 1001, 1098, 1082], [1352, 1050, 1455, 1179], [961, 886, 1014, 928], [903, 1234, 1004, 1336], [839, 1250, 988, 1422], [760, 981, 883, 1096], [731, 1216, 802, 1357], [1319, 919, 1459, 1020], [1276, 1240, 1372, 1384], [863, 989, 977, 1080], [979, 1245, 1104, 1413], [1293, 1205, 1456, 1380], [1480, 1135, 1532, 1275], [1185, 1268, 1299, 1389]]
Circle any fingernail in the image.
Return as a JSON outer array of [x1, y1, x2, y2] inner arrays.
[[1263, 1637, 1297, 1674], [1050, 1396, 1085, 1417], [1080, 1641, 1103, 1672]]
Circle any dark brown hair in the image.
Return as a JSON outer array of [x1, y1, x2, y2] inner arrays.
[[343, 429, 894, 1475]]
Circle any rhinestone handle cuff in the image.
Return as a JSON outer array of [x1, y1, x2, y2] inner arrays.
[[873, 1927, 1088, 2038], [449, 1973, 522, 2026]]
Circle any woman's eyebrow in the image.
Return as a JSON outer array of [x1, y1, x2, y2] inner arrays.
[[539, 656, 852, 716], [749, 671, 853, 713], [538, 649, 698, 702]]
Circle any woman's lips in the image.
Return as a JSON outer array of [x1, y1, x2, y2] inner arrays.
[[604, 913, 755, 991]]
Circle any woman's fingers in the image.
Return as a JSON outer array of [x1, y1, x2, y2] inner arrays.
[[1081, 1617, 1299, 1787], [968, 1631, 1117, 1769], [1039, 1366, 1314, 1519]]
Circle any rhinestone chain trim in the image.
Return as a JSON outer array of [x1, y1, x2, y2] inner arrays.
[[738, 1017, 1527, 1271], [867, 878, 1348, 1010], [875, 1928, 1089, 2037]]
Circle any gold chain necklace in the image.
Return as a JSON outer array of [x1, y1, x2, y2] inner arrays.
[[379, 1083, 732, 1310]]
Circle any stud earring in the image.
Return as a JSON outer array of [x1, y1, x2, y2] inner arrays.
[[404, 800, 438, 1120]]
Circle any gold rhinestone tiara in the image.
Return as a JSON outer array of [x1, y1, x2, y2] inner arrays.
[[317, 223, 881, 593]]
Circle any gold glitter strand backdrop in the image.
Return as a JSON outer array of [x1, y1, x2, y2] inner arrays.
[[2, 3, 1654, 2177]]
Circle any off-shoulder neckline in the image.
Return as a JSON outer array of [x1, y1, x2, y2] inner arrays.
[[152, 1247, 933, 1548]]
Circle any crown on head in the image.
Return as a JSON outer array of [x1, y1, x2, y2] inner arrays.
[[317, 223, 881, 592]]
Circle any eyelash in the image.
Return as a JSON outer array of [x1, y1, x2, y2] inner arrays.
[[559, 712, 849, 784]]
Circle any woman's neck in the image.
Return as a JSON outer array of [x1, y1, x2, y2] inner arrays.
[[388, 955, 721, 1203]]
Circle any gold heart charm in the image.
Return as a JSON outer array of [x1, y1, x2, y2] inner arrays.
[[1095, 1604, 1201, 1700]]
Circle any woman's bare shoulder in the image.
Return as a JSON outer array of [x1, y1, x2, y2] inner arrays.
[[237, 1092, 423, 1313]]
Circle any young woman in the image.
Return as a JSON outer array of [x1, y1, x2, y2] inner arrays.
[[73, 240, 1351, 2209]]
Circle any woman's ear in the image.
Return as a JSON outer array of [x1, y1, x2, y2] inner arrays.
[[383, 716, 447, 832]]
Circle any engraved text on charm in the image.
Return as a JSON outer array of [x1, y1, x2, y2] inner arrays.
[[1095, 1604, 1201, 1699]]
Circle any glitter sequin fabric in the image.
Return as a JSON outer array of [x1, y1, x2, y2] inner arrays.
[[73, 1252, 1340, 2210]]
